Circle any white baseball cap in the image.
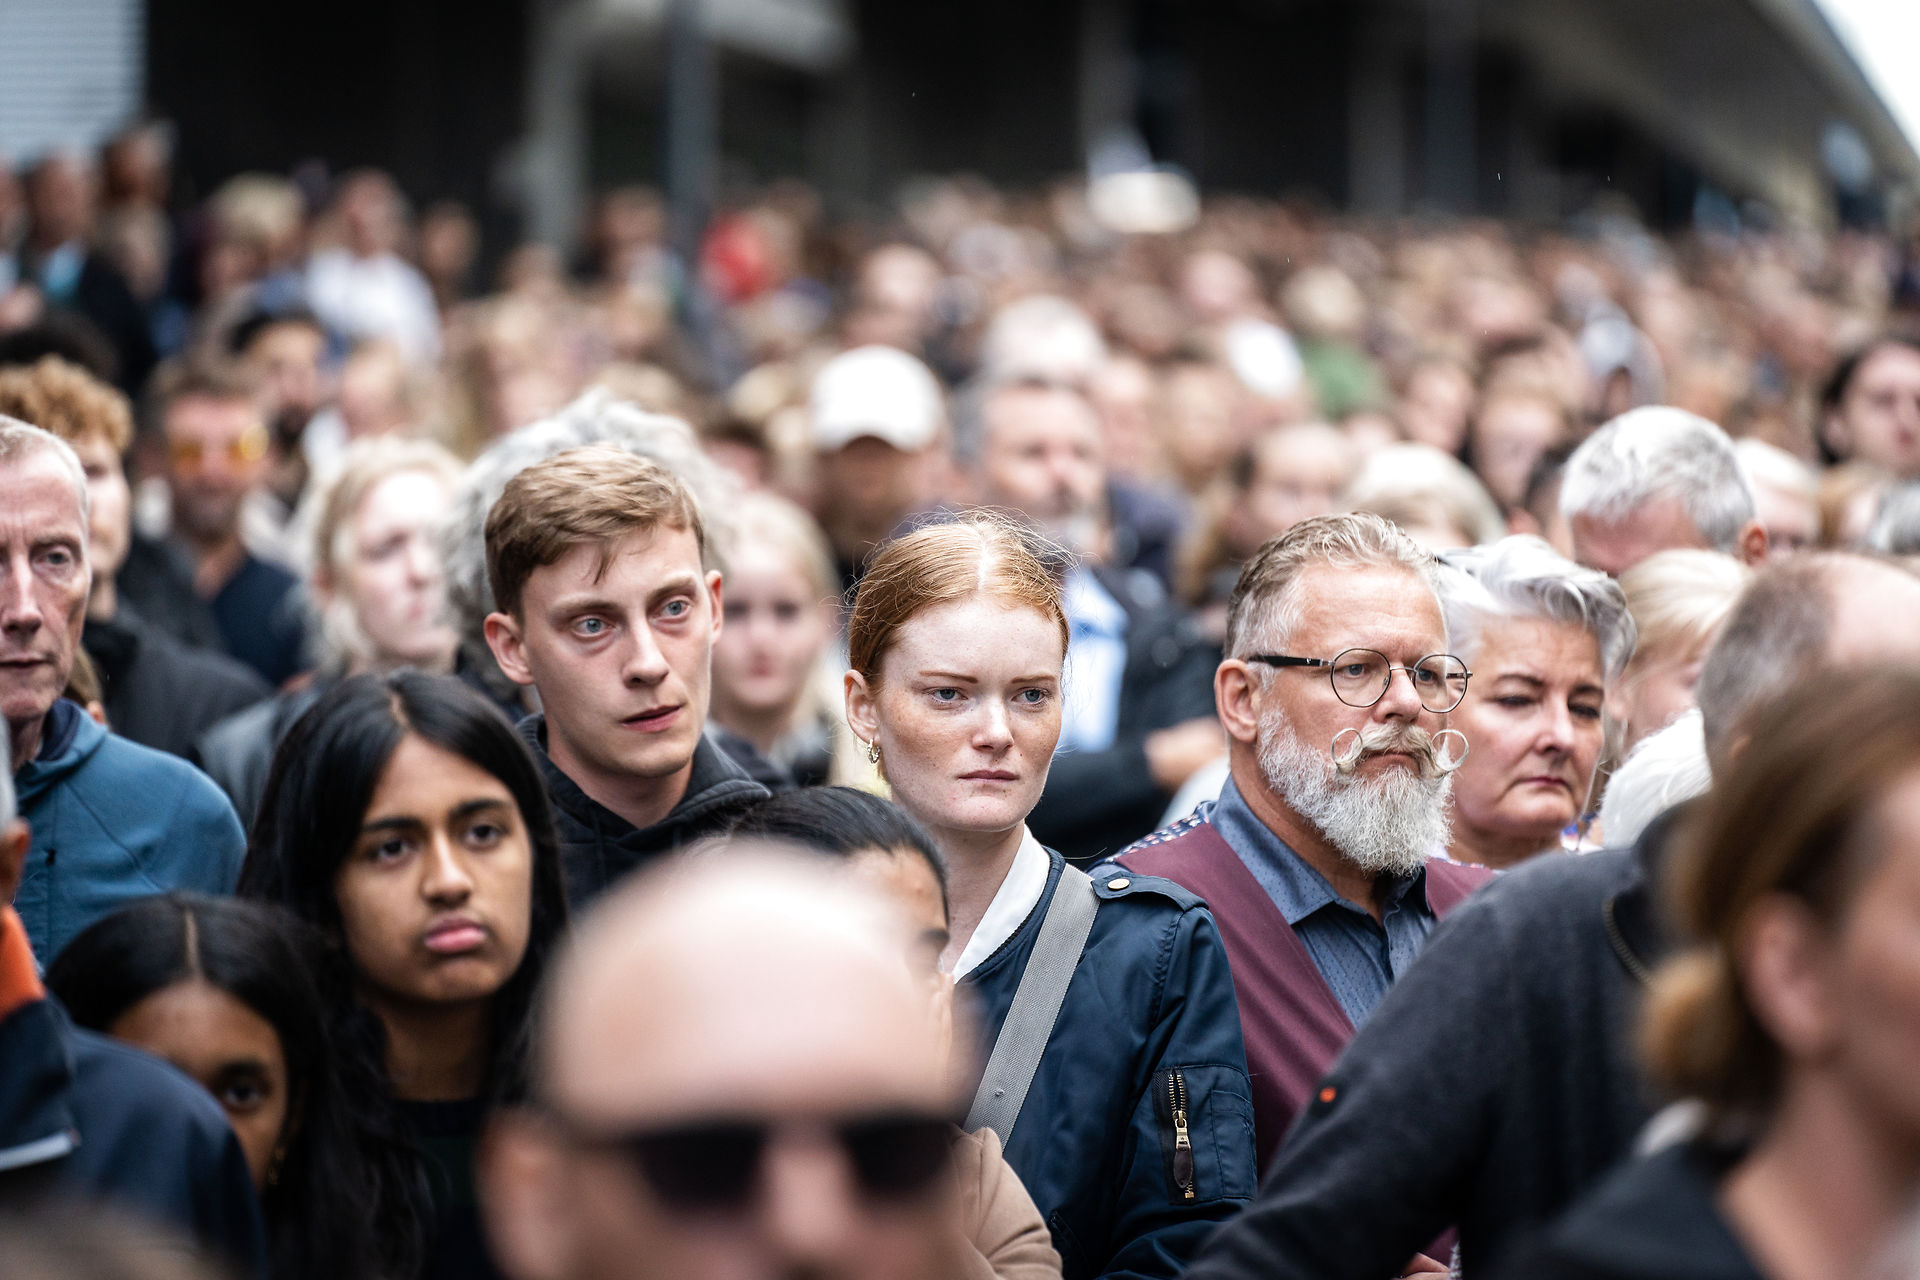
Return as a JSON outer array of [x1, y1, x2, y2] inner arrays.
[[809, 345, 945, 452]]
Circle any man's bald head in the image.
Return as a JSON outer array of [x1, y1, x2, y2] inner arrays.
[[540, 849, 949, 1121], [486, 848, 966, 1280], [1698, 552, 1920, 768]]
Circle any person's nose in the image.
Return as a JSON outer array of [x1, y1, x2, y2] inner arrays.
[[972, 698, 1015, 752], [1535, 700, 1578, 757], [758, 1135, 862, 1271], [0, 552, 45, 639], [404, 533, 438, 587], [619, 622, 672, 687], [420, 832, 475, 907], [1374, 664, 1427, 723]]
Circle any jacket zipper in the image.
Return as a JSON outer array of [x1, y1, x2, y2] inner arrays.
[[1169, 1069, 1194, 1199]]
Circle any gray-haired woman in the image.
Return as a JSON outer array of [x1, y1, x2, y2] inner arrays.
[[1438, 535, 1636, 868]]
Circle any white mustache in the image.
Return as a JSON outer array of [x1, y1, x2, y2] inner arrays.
[[1330, 724, 1468, 778]]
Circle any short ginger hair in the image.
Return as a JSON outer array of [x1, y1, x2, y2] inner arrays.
[[484, 444, 707, 618], [0, 356, 134, 454]]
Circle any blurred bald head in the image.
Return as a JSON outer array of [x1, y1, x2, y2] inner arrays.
[[485, 848, 966, 1280]]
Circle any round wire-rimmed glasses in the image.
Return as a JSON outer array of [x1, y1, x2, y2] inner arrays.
[[1247, 648, 1472, 714]]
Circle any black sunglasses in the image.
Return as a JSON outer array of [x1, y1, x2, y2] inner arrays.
[[555, 1109, 955, 1212]]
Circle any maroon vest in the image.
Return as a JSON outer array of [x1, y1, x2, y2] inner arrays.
[[1119, 817, 1489, 1172]]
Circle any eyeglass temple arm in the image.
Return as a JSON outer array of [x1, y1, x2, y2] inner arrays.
[[1245, 655, 1325, 669]]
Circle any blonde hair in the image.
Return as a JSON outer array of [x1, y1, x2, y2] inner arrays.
[[848, 514, 1070, 688], [1343, 443, 1506, 548], [1618, 550, 1751, 673]]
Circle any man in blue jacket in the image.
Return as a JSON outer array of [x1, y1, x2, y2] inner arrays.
[[0, 417, 245, 962], [0, 755, 265, 1272]]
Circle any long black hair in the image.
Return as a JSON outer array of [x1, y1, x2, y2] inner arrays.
[[46, 894, 428, 1280], [238, 670, 568, 1102]]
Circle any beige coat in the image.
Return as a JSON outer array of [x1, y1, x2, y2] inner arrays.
[[953, 1126, 1063, 1280]]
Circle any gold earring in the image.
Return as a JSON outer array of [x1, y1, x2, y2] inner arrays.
[[866, 738, 882, 765]]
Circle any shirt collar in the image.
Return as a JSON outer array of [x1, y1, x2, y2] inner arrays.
[[1207, 774, 1429, 923], [1063, 568, 1127, 639], [950, 827, 1051, 979]]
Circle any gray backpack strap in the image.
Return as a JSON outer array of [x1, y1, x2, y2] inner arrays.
[[964, 862, 1101, 1144]]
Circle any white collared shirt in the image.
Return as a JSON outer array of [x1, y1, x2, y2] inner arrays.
[[949, 827, 1051, 980]]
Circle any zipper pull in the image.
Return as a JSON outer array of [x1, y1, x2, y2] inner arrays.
[[1171, 1070, 1194, 1199]]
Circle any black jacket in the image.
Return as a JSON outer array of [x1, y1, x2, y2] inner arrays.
[[1029, 568, 1219, 864], [518, 714, 770, 908], [0, 997, 266, 1273], [1493, 1142, 1762, 1280], [195, 683, 328, 834], [1184, 811, 1678, 1280], [84, 608, 270, 759]]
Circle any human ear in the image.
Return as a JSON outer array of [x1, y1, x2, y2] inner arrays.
[[1215, 660, 1261, 747], [1740, 896, 1839, 1059], [479, 1112, 573, 1280], [705, 571, 724, 641], [1737, 519, 1769, 566], [845, 669, 881, 748], [483, 611, 536, 688]]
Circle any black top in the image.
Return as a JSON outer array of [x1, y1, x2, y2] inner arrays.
[[83, 607, 269, 759], [208, 553, 309, 687], [1494, 1141, 1764, 1280], [518, 714, 770, 909], [398, 1097, 503, 1280]]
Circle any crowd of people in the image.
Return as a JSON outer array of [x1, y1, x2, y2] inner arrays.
[[5, 122, 1920, 1280]]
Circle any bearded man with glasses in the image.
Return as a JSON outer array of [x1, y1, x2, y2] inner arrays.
[[1109, 513, 1490, 1197]]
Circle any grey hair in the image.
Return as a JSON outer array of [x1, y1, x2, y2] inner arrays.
[[1695, 551, 1891, 766], [1559, 407, 1754, 550], [0, 415, 90, 526], [1867, 481, 1920, 555], [1343, 443, 1506, 548], [1439, 535, 1637, 682], [442, 388, 737, 643], [1226, 512, 1443, 659], [1598, 708, 1710, 847]]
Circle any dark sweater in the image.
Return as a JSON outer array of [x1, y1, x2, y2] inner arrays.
[[1184, 814, 1675, 1280], [1493, 1142, 1763, 1280], [518, 714, 769, 908]]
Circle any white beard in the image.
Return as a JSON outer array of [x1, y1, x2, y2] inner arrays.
[[1256, 710, 1454, 878]]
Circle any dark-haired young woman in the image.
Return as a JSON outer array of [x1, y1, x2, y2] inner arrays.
[[46, 894, 427, 1280], [239, 670, 569, 1280]]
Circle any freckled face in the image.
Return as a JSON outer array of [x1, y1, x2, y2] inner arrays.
[[849, 595, 1064, 844]]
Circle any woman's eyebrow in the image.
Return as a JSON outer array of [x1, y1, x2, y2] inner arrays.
[[447, 798, 514, 823]]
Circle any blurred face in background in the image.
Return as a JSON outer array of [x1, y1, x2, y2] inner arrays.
[[1400, 361, 1474, 455], [1233, 424, 1356, 552], [1612, 631, 1710, 757], [1471, 391, 1567, 510], [1161, 362, 1239, 494], [1447, 615, 1605, 867], [164, 393, 269, 545], [978, 384, 1106, 552], [1827, 342, 1920, 478], [321, 467, 457, 672], [712, 541, 833, 732], [246, 320, 330, 436], [66, 431, 130, 584]]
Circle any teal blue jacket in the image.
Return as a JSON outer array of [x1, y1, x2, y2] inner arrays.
[[14, 700, 246, 964]]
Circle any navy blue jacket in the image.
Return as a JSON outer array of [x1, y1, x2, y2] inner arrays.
[[0, 997, 266, 1272], [959, 850, 1257, 1279]]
